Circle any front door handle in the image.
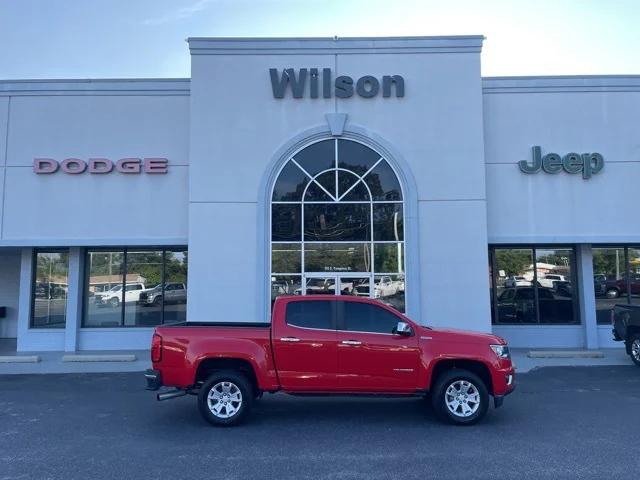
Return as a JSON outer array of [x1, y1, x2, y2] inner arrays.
[[280, 337, 300, 342], [341, 340, 362, 345]]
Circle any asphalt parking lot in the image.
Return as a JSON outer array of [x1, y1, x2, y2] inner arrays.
[[1, 366, 639, 480]]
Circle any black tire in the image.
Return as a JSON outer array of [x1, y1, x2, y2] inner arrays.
[[629, 334, 640, 367], [153, 295, 162, 306], [109, 297, 120, 308], [431, 369, 489, 425], [197, 370, 253, 426]]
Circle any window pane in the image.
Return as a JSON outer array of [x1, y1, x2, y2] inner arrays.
[[338, 139, 381, 176], [338, 170, 362, 199], [535, 248, 577, 324], [374, 243, 404, 273], [272, 161, 309, 201], [374, 275, 405, 312], [304, 204, 370, 241], [312, 171, 336, 199], [271, 275, 301, 309], [162, 250, 188, 324], [341, 181, 370, 201], [285, 300, 334, 329], [303, 277, 338, 295], [84, 250, 124, 327], [272, 204, 301, 241], [593, 247, 627, 324], [341, 301, 400, 334], [364, 162, 402, 200], [494, 248, 535, 324], [305, 243, 371, 273], [32, 251, 69, 328], [373, 204, 403, 241], [271, 244, 301, 273], [293, 140, 335, 177], [124, 251, 163, 327], [628, 248, 640, 305]]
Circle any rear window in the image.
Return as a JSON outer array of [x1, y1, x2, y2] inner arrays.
[[285, 301, 334, 330]]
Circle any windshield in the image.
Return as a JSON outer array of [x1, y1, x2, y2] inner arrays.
[[109, 285, 122, 292]]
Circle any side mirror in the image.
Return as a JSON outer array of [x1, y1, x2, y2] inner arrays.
[[395, 321, 413, 336]]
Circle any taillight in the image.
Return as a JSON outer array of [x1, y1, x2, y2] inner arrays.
[[151, 334, 162, 363]]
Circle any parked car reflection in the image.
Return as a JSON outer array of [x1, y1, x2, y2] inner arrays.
[[497, 286, 573, 323]]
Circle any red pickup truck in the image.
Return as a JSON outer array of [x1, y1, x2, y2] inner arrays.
[[145, 295, 515, 426]]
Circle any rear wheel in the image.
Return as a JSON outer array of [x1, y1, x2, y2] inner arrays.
[[431, 369, 489, 425], [629, 334, 640, 366], [198, 370, 253, 426]]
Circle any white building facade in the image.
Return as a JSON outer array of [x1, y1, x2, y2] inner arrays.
[[0, 36, 637, 352]]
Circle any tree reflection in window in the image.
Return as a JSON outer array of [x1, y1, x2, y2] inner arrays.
[[270, 138, 406, 312]]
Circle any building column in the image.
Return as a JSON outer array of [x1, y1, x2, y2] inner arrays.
[[576, 244, 598, 349], [16, 248, 33, 352], [64, 248, 83, 352]]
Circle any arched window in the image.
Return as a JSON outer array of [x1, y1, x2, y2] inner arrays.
[[270, 138, 405, 312]]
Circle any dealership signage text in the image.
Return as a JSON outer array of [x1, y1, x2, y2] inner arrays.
[[270, 68, 404, 99], [33, 158, 169, 175], [518, 146, 604, 179]]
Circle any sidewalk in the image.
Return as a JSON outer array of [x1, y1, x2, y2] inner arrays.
[[510, 348, 630, 373], [0, 339, 151, 374], [0, 338, 630, 375]]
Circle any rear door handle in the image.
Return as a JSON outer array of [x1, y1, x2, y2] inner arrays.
[[280, 337, 300, 342], [341, 340, 362, 345]]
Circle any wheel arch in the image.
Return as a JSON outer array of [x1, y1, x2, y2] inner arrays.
[[428, 358, 494, 395], [194, 357, 260, 395]]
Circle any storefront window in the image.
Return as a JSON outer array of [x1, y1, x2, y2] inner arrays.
[[592, 247, 627, 324], [270, 138, 405, 312], [592, 246, 640, 324], [490, 246, 578, 325], [31, 250, 69, 328], [83, 248, 188, 327]]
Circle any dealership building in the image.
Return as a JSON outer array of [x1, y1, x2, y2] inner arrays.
[[0, 36, 638, 353]]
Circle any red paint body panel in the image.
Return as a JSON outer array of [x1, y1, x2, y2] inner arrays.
[[151, 296, 515, 398]]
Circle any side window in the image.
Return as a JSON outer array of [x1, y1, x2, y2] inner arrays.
[[285, 301, 334, 329], [341, 302, 399, 334]]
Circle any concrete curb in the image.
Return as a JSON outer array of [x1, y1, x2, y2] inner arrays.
[[528, 350, 605, 359], [0, 355, 41, 363], [62, 354, 137, 362]]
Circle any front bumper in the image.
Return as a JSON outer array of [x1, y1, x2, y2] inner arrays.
[[145, 369, 162, 391]]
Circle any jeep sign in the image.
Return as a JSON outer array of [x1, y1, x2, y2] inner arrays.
[[518, 146, 604, 179], [33, 158, 169, 174]]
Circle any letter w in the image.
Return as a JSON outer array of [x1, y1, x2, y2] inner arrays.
[[269, 68, 307, 98]]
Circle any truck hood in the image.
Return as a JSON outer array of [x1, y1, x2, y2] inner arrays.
[[418, 326, 506, 345]]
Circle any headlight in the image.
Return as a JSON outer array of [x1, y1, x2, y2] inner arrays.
[[490, 344, 510, 359]]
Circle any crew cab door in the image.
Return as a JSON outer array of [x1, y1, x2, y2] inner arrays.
[[336, 299, 420, 393], [271, 298, 338, 391]]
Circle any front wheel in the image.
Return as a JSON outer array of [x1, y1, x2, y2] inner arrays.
[[197, 370, 253, 426], [629, 334, 640, 367], [606, 288, 620, 299], [431, 369, 489, 425]]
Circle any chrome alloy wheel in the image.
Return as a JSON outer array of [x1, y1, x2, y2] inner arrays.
[[632, 339, 640, 362], [207, 381, 243, 419], [445, 380, 481, 418]]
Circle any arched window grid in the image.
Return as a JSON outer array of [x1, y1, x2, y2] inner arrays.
[[270, 137, 405, 311]]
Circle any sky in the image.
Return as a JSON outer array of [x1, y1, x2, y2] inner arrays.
[[1, 0, 639, 79]]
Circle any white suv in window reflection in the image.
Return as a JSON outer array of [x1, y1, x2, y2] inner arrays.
[[95, 282, 146, 308]]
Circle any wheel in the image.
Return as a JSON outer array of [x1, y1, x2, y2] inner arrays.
[[606, 288, 620, 299], [431, 369, 489, 425], [197, 370, 253, 426], [629, 334, 640, 367], [109, 297, 120, 308], [153, 295, 162, 306]]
